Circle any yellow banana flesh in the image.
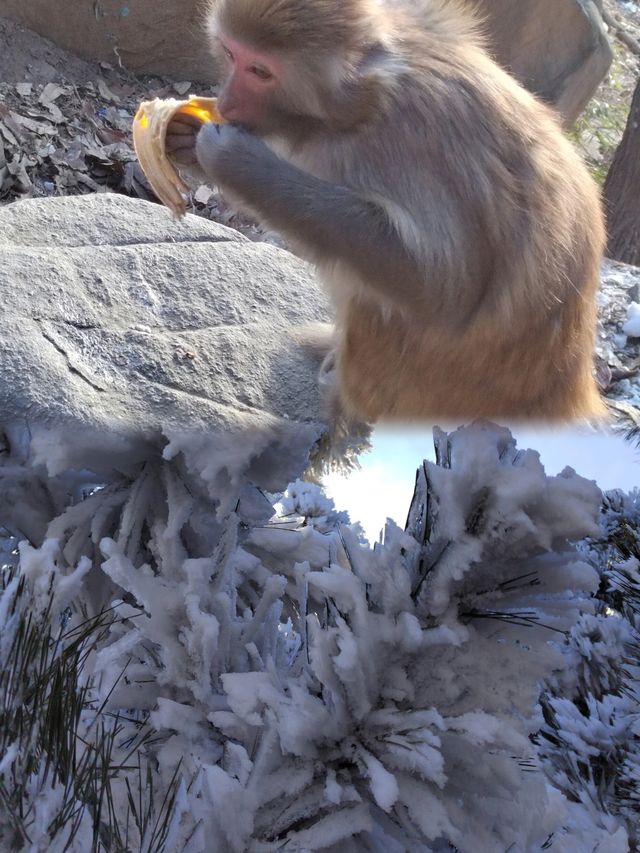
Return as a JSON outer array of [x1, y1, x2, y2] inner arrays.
[[132, 96, 224, 217]]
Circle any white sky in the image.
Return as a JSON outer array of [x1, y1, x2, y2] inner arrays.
[[323, 423, 640, 542]]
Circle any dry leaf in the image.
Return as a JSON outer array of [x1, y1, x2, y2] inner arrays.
[[36, 143, 56, 158], [194, 184, 213, 204], [11, 113, 55, 136], [97, 79, 120, 103], [0, 106, 23, 140], [39, 83, 66, 105], [45, 103, 65, 124], [0, 121, 19, 147]]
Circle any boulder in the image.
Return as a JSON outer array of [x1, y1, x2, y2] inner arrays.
[[477, 0, 612, 125], [1, 1, 213, 84], [0, 193, 331, 493], [1, 0, 611, 124]]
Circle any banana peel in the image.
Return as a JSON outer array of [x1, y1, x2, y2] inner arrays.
[[133, 96, 224, 217]]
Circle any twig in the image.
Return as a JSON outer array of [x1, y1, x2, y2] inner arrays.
[[602, 7, 640, 57]]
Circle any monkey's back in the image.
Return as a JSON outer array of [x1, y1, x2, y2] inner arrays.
[[332, 36, 606, 421]]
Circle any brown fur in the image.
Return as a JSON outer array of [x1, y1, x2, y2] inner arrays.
[[206, 0, 606, 422]]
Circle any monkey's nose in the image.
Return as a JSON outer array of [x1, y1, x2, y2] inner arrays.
[[216, 97, 240, 122]]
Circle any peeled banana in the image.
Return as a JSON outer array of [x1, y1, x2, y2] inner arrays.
[[132, 96, 224, 217]]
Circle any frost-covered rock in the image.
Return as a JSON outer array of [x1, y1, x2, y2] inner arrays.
[[1, 422, 627, 852], [0, 193, 331, 528]]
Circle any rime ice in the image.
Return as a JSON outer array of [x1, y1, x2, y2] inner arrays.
[[0, 422, 635, 851]]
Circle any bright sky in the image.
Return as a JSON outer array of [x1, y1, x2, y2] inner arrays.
[[323, 423, 640, 542]]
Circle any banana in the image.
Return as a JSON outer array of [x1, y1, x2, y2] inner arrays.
[[132, 96, 224, 217]]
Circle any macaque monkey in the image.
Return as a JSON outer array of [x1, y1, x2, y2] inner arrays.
[[167, 0, 606, 422]]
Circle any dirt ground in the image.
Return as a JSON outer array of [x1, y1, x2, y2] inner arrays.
[[0, 17, 98, 84]]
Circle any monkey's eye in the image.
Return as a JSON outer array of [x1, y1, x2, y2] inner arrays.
[[250, 65, 273, 81], [222, 46, 233, 61]]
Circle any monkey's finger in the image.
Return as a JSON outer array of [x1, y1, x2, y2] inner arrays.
[[167, 119, 196, 135], [165, 131, 197, 153], [168, 150, 199, 166], [168, 113, 204, 131]]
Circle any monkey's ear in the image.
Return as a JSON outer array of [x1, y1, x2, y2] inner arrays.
[[327, 61, 387, 132], [347, 41, 395, 118]]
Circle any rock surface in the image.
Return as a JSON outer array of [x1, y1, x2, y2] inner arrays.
[[477, 0, 612, 125], [0, 193, 331, 489], [1, 1, 611, 124]]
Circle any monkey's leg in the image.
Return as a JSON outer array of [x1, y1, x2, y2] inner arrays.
[[290, 321, 335, 359], [290, 320, 338, 400]]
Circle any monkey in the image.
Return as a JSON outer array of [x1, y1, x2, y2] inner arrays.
[[166, 0, 606, 423]]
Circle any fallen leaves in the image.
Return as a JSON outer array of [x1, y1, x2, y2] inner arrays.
[[0, 76, 212, 206], [0, 71, 280, 244]]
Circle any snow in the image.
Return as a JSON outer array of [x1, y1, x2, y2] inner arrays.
[[622, 301, 640, 337], [0, 421, 638, 851]]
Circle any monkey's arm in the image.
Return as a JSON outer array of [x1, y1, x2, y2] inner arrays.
[[195, 124, 426, 305]]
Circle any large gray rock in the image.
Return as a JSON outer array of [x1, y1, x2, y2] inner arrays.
[[0, 193, 331, 491], [1, 1, 610, 124], [477, 0, 612, 126]]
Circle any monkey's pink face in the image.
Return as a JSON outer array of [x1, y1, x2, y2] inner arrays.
[[216, 34, 282, 131]]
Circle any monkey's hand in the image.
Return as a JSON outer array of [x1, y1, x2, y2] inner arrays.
[[165, 112, 201, 166], [194, 122, 259, 180], [194, 121, 425, 307]]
